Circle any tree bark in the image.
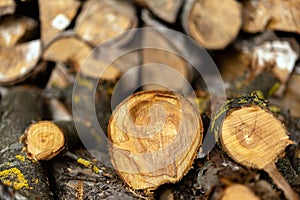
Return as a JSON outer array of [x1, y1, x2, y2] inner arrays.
[[0, 87, 53, 199]]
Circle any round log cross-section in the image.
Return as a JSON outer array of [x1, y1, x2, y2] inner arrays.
[[108, 90, 203, 190], [21, 121, 65, 161]]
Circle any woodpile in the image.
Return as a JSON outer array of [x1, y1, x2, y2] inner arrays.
[[0, 0, 299, 199]]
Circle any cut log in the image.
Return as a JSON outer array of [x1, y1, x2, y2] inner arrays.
[[135, 0, 183, 23], [0, 87, 52, 199], [75, 0, 137, 47], [140, 12, 192, 93], [0, 40, 43, 85], [0, 0, 15, 17], [20, 121, 84, 161], [210, 95, 298, 200], [108, 90, 203, 190], [242, 0, 300, 34], [0, 16, 38, 47], [181, 0, 242, 49], [38, 0, 81, 45], [42, 32, 92, 72], [221, 184, 259, 200]]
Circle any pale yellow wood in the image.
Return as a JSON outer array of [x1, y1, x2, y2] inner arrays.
[[75, 0, 136, 46], [221, 106, 292, 169], [43, 34, 92, 71], [0, 16, 37, 47], [39, 0, 81, 45], [0, 40, 41, 84], [185, 0, 242, 49], [222, 184, 259, 200], [21, 121, 65, 161], [242, 0, 300, 34], [108, 90, 203, 190]]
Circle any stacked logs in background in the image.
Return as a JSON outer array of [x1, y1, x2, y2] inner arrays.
[[0, 0, 300, 199]]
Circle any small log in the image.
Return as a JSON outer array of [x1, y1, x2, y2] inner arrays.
[[108, 90, 203, 190], [242, 0, 300, 34], [0, 40, 44, 85], [181, 0, 242, 49], [221, 184, 259, 200], [135, 0, 183, 23], [75, 0, 137, 47], [0, 16, 38, 47], [42, 32, 92, 72], [210, 95, 298, 200], [0, 0, 16, 17], [0, 87, 52, 199], [38, 0, 81, 45], [20, 121, 83, 161]]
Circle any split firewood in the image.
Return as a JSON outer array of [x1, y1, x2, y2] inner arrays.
[[0, 39, 45, 85], [140, 12, 192, 93], [221, 184, 259, 200], [242, 0, 300, 34], [38, 0, 81, 45], [0, 16, 38, 47], [108, 90, 203, 190], [0, 87, 52, 199], [75, 0, 137, 47], [181, 0, 242, 49], [46, 63, 73, 89], [0, 0, 16, 17], [135, 0, 183, 23], [42, 32, 92, 72], [210, 94, 298, 200]]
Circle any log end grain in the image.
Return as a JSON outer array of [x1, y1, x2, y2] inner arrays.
[[221, 105, 293, 169], [108, 90, 203, 190], [20, 121, 65, 161], [184, 0, 242, 49]]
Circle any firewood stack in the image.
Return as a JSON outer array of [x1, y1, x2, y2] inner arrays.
[[0, 0, 299, 199]]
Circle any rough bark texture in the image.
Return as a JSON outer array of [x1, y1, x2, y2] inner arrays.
[[0, 87, 53, 199]]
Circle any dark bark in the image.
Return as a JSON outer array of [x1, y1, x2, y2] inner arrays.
[[0, 87, 53, 199]]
